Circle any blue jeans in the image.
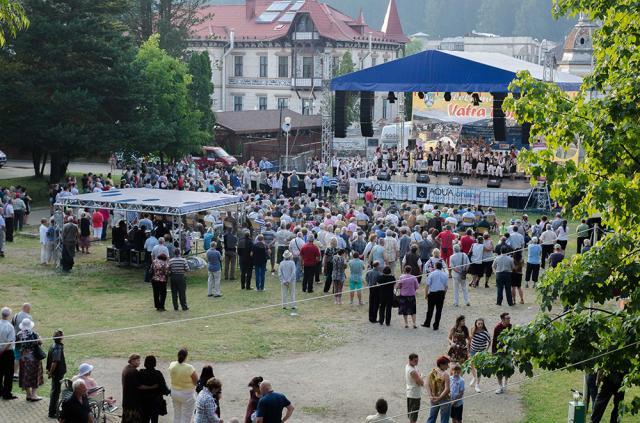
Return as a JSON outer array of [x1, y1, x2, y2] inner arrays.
[[255, 264, 266, 291], [426, 401, 451, 423]]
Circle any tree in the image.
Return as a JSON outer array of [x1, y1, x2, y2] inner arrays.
[[125, 0, 211, 57], [0, 0, 29, 46], [134, 34, 207, 161], [0, 0, 144, 182], [187, 50, 215, 136], [473, 0, 640, 417], [404, 38, 424, 56], [335, 51, 359, 126], [477, 0, 514, 36]]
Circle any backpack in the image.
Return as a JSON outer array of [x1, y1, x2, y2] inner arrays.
[[46, 226, 55, 242]]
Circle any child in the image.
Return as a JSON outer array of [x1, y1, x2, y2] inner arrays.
[[450, 363, 465, 423], [348, 251, 365, 305]]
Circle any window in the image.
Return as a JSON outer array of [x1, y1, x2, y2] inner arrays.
[[302, 56, 313, 78], [278, 56, 289, 78], [277, 98, 289, 110], [258, 96, 268, 110], [259, 56, 268, 77], [302, 99, 313, 115], [382, 98, 388, 119], [371, 57, 377, 67], [233, 95, 243, 111], [234, 55, 243, 77]]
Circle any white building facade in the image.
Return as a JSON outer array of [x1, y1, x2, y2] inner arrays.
[[188, 0, 408, 126]]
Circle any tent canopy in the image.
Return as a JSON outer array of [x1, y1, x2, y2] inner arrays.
[[55, 188, 243, 216], [331, 50, 582, 93]]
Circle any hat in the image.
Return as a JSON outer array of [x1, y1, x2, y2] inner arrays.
[[283, 250, 292, 259], [78, 363, 94, 377], [19, 318, 34, 331]]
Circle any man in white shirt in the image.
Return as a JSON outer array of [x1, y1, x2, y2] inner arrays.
[[151, 237, 169, 259], [365, 398, 395, 423], [405, 353, 424, 423], [0, 307, 17, 400], [38, 218, 51, 265]]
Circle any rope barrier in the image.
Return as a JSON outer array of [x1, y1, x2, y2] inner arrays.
[[2, 229, 591, 346]]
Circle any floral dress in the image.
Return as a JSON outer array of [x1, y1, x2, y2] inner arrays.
[[17, 330, 44, 389], [447, 328, 469, 363]]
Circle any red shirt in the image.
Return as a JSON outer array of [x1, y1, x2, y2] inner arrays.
[[91, 211, 104, 228], [460, 235, 475, 254], [436, 230, 456, 251], [300, 242, 321, 266], [99, 209, 110, 223], [364, 191, 374, 203]]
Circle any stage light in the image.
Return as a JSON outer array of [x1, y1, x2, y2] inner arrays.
[[417, 92, 425, 99], [466, 91, 473, 95], [444, 92, 451, 102], [387, 91, 397, 103], [472, 93, 482, 106]]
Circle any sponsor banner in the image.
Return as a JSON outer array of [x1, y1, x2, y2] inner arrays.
[[357, 179, 530, 208]]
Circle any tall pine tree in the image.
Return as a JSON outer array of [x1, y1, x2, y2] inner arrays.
[[187, 51, 215, 137]]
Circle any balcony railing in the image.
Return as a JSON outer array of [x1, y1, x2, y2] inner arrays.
[[227, 77, 292, 88], [292, 32, 319, 40], [291, 77, 323, 89]]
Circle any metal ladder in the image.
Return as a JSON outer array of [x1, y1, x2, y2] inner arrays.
[[524, 181, 552, 211]]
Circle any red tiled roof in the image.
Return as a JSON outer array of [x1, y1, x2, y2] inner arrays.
[[190, 0, 407, 44], [381, 0, 406, 42]]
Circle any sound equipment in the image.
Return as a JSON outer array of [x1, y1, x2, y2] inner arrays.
[[377, 171, 391, 181], [130, 250, 146, 268], [360, 91, 374, 137], [449, 175, 463, 186], [404, 92, 413, 121], [487, 178, 502, 188], [507, 196, 527, 209], [492, 93, 506, 142], [334, 91, 347, 138], [416, 174, 430, 184], [522, 122, 531, 145]]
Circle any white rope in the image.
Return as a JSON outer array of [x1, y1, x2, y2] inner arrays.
[[370, 339, 640, 423], [3, 230, 588, 346]]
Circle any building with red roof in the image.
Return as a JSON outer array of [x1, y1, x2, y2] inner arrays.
[[188, 0, 407, 123]]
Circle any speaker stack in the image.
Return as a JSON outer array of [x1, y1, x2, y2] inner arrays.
[[360, 91, 374, 137], [492, 92, 506, 142], [334, 91, 347, 138]]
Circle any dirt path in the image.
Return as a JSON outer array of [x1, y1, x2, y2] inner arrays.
[[84, 286, 538, 422]]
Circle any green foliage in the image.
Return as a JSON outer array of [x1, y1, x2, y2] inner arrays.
[[0, 0, 143, 182], [0, 0, 29, 46], [134, 34, 208, 159], [470, 0, 640, 417], [404, 38, 424, 56], [335, 51, 359, 126], [187, 50, 215, 136]]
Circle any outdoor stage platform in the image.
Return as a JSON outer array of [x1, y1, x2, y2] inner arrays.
[[356, 173, 534, 208]]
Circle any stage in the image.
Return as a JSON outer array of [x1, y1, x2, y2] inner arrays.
[[356, 173, 533, 208]]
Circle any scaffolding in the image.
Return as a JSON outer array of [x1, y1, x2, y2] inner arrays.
[[524, 181, 552, 212], [320, 52, 334, 164]]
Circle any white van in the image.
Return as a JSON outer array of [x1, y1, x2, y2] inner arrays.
[[379, 122, 415, 150]]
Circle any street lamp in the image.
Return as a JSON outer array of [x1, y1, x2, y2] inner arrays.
[[282, 116, 292, 171]]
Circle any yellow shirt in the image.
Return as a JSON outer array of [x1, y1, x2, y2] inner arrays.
[[169, 361, 196, 391]]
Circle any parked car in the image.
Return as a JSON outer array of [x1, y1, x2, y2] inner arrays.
[[0, 150, 6, 168], [192, 146, 238, 169]]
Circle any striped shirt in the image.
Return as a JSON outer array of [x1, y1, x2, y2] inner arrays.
[[470, 330, 491, 353], [169, 257, 189, 275]]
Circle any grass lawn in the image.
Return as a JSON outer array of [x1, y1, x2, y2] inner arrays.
[[521, 371, 639, 423], [2, 236, 359, 379]]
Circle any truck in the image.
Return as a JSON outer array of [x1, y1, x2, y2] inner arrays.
[[192, 146, 238, 169], [379, 122, 416, 150]]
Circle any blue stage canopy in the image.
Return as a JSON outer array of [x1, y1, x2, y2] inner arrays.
[[330, 50, 582, 93]]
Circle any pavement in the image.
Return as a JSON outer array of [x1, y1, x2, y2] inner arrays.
[[0, 160, 114, 179]]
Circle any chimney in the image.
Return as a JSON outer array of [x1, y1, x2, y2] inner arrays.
[[246, 0, 256, 20]]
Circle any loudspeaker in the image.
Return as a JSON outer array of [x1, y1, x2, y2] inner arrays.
[[487, 178, 502, 188], [507, 195, 527, 209], [522, 122, 531, 145], [449, 176, 463, 186], [416, 174, 430, 184], [377, 171, 391, 181], [404, 92, 413, 121], [360, 91, 374, 137], [334, 91, 347, 138], [492, 93, 506, 142]]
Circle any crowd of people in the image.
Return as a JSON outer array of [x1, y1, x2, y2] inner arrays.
[[0, 154, 605, 423]]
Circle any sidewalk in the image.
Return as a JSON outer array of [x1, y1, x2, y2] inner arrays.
[[0, 393, 52, 423]]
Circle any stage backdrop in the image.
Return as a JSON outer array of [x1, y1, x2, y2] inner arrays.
[[357, 179, 530, 208]]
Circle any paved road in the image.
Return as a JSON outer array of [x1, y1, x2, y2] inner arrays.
[[0, 160, 114, 179]]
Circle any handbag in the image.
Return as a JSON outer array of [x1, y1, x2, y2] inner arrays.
[[392, 294, 400, 308], [34, 344, 47, 361], [158, 397, 168, 416]]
